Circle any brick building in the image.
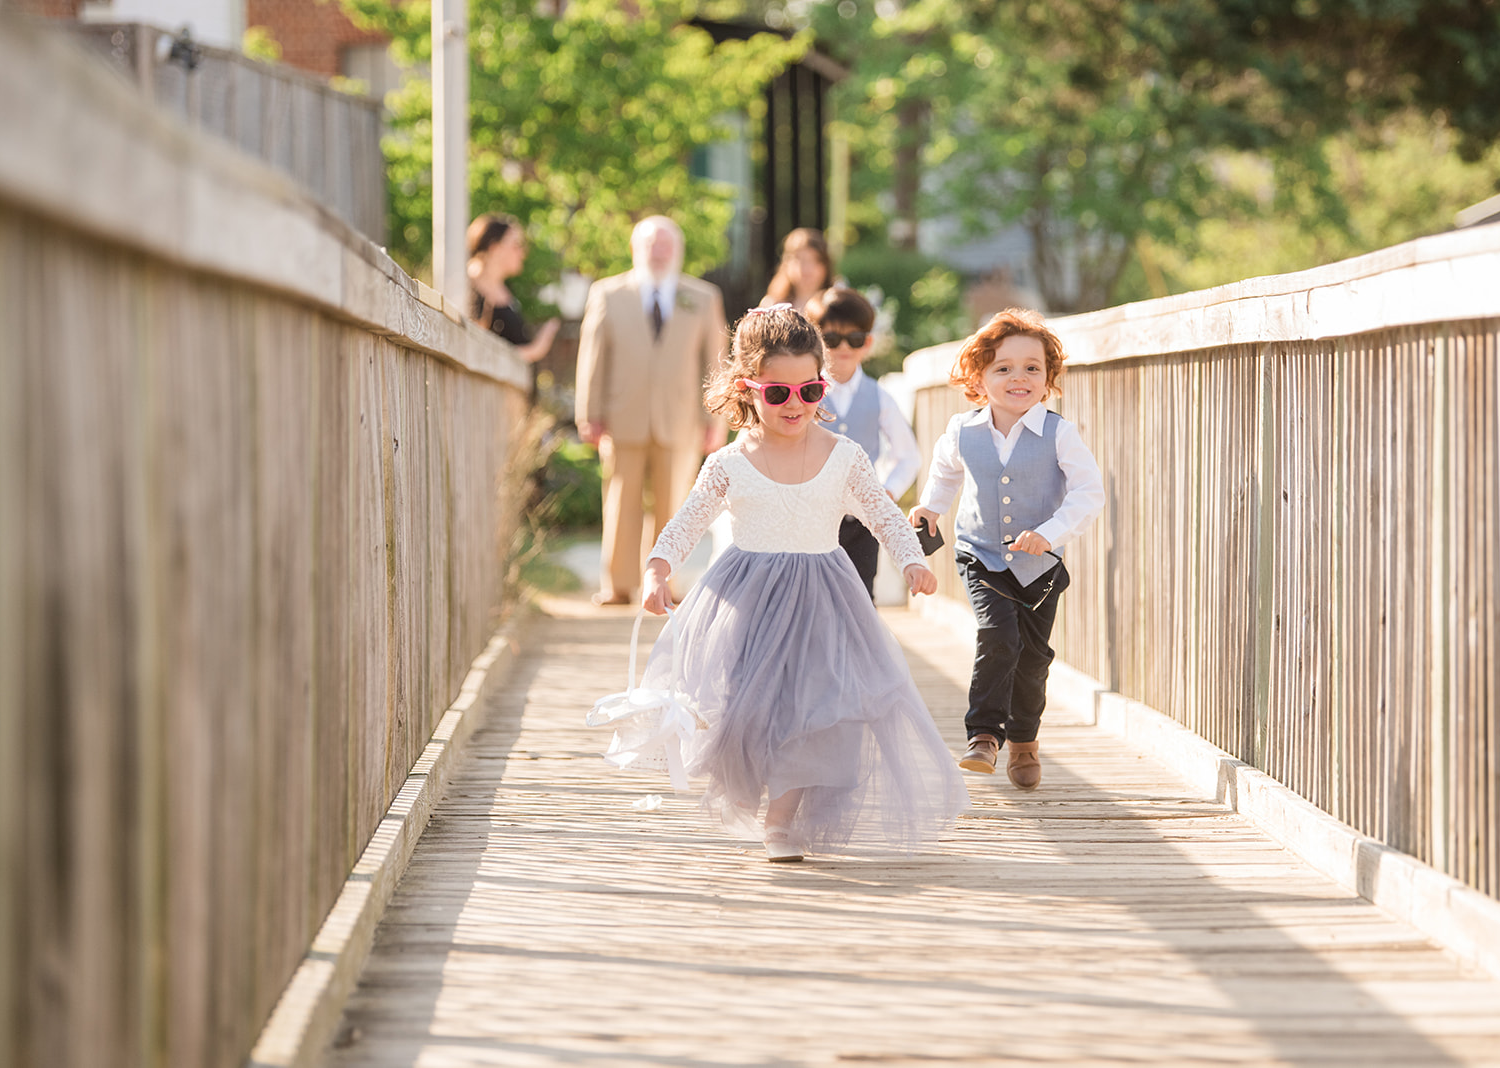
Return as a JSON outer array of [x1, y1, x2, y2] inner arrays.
[[14, 0, 83, 15], [245, 0, 390, 81]]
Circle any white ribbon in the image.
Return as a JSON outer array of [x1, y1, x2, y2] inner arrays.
[[586, 605, 704, 791], [601, 696, 701, 792]]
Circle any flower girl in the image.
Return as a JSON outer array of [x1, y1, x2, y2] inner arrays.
[[632, 305, 968, 861]]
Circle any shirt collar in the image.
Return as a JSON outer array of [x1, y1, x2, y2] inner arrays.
[[973, 401, 1047, 436], [634, 266, 678, 299], [1018, 401, 1048, 434], [826, 365, 865, 394]]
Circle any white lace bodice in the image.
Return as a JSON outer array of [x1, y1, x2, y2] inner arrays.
[[650, 436, 926, 573]]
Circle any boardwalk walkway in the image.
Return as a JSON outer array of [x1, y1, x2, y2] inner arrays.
[[324, 594, 1500, 1067]]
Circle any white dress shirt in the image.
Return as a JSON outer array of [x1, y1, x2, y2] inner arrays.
[[634, 267, 678, 326], [824, 366, 923, 497], [918, 402, 1105, 550]]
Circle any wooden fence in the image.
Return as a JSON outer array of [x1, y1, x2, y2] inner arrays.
[[0, 17, 529, 1068], [65, 21, 387, 243], [907, 225, 1500, 899]]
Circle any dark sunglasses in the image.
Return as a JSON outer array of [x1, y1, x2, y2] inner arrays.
[[737, 378, 830, 406], [820, 330, 868, 349], [972, 537, 1065, 611]]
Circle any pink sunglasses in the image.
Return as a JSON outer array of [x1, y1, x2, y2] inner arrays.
[[737, 378, 830, 406]]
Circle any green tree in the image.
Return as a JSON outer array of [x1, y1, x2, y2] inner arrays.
[[808, 0, 1334, 312], [803, 0, 1500, 313], [342, 0, 805, 290], [1129, 112, 1500, 297], [1181, 0, 1500, 163]]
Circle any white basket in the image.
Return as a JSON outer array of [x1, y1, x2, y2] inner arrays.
[[585, 606, 705, 791]]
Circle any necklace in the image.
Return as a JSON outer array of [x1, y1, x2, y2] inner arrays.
[[752, 426, 812, 484]]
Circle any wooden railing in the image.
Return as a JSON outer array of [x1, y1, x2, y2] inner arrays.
[[907, 223, 1500, 899], [0, 17, 529, 1068], [64, 20, 387, 242]]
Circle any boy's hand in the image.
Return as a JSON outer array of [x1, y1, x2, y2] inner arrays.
[[641, 560, 674, 615], [909, 506, 940, 532], [1009, 530, 1053, 555], [903, 563, 937, 597]]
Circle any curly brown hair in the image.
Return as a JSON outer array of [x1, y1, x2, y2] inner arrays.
[[950, 308, 1067, 405], [704, 306, 829, 430]]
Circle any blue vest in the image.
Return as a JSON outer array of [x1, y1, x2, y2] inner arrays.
[[827, 373, 882, 464], [954, 409, 1067, 587]]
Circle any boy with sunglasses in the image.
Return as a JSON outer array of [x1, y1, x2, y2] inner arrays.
[[804, 286, 923, 601]]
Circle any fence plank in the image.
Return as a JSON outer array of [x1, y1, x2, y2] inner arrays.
[[1, 19, 530, 1064], [0, 209, 23, 1068]]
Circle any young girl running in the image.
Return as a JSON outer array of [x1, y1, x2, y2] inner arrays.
[[635, 305, 969, 862]]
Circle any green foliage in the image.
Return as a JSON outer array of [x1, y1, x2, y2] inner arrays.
[[531, 435, 604, 532], [242, 25, 283, 63], [341, 0, 805, 292], [802, 0, 1500, 315], [839, 240, 969, 375], [1125, 113, 1500, 298], [1180, 0, 1500, 163]]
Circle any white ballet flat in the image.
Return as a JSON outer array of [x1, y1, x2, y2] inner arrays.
[[763, 826, 804, 863]]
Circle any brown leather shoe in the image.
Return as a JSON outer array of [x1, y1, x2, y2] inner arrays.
[[959, 733, 1000, 774], [1007, 740, 1041, 789]]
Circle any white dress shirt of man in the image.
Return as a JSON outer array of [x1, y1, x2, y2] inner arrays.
[[575, 215, 729, 605]]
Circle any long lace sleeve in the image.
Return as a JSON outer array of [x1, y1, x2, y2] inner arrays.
[[647, 450, 730, 571], [843, 443, 925, 572]]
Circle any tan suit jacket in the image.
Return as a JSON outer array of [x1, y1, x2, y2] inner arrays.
[[574, 272, 727, 447]]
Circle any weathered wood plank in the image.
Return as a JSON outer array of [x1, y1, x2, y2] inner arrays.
[[250, 300, 315, 1031], [327, 605, 1500, 1068], [0, 208, 23, 1068], [1, 21, 530, 1065], [349, 331, 391, 860], [311, 317, 354, 918]]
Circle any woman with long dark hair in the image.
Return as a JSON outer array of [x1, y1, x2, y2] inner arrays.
[[466, 212, 559, 363], [760, 227, 836, 313]]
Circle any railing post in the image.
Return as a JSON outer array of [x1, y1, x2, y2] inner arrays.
[[1252, 342, 1276, 768], [1330, 337, 1348, 821], [1429, 327, 1452, 874], [431, 0, 469, 310]]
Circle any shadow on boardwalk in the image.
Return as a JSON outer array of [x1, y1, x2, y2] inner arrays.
[[326, 594, 1500, 1068]]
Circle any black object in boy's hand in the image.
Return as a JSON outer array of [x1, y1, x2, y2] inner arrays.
[[915, 517, 945, 556]]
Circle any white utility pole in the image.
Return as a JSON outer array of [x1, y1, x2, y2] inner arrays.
[[431, 0, 469, 309]]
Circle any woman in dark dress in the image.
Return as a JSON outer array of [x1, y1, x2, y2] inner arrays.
[[465, 213, 560, 363]]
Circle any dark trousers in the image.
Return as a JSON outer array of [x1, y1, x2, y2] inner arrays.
[[957, 551, 1070, 745], [839, 515, 880, 602]]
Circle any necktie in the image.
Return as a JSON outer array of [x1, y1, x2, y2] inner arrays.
[[650, 290, 664, 339]]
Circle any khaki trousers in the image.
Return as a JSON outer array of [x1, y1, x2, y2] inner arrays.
[[598, 435, 701, 599]]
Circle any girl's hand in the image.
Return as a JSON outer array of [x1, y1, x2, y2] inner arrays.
[[641, 559, 674, 615], [904, 562, 937, 597], [1010, 530, 1053, 556], [909, 505, 940, 532]]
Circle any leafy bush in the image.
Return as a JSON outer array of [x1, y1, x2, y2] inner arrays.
[[839, 241, 970, 377], [530, 433, 603, 531]]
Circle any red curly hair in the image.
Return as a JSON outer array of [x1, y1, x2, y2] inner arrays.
[[950, 308, 1067, 405]]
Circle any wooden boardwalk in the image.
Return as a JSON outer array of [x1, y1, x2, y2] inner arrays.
[[324, 595, 1500, 1067]]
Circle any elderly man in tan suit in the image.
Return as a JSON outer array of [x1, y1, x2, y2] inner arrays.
[[575, 216, 728, 605]]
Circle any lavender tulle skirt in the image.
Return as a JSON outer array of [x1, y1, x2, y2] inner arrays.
[[637, 545, 969, 855]]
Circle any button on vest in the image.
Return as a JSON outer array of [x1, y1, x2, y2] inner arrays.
[[953, 410, 1067, 586]]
